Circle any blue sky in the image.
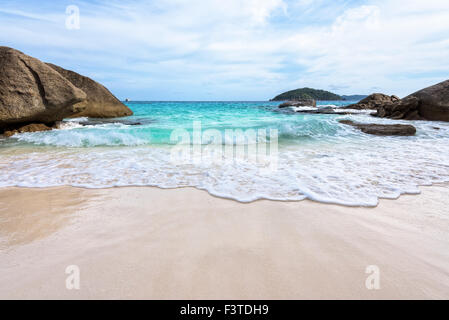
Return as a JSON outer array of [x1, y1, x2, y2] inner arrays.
[[1, 0, 449, 100]]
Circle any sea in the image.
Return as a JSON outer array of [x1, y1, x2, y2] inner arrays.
[[1, 101, 449, 206]]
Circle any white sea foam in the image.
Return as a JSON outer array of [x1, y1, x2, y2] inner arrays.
[[66, 117, 89, 122], [1, 116, 449, 206], [334, 108, 377, 114], [289, 106, 317, 112], [56, 121, 85, 130], [14, 129, 148, 147], [288, 105, 376, 115], [319, 104, 338, 108]]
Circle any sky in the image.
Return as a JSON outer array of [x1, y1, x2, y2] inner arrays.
[[1, 0, 449, 100]]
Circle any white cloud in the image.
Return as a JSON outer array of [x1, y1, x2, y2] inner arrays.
[[0, 8, 58, 22], [0, 0, 448, 99], [333, 5, 381, 31], [246, 0, 287, 24]]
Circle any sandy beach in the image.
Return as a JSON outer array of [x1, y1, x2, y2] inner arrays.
[[0, 185, 448, 300]]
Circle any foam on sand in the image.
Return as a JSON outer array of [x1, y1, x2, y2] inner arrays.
[[1, 116, 449, 206], [2, 101, 449, 206]]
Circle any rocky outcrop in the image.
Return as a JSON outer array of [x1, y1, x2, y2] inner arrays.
[[0, 47, 87, 131], [339, 120, 416, 136], [46, 63, 133, 118], [343, 93, 400, 110], [279, 99, 317, 108], [375, 96, 423, 120], [3, 123, 53, 137], [375, 80, 449, 122], [344, 80, 449, 121]]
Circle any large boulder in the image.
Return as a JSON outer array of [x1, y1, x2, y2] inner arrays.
[[376, 80, 449, 122], [0, 47, 87, 130], [46, 63, 133, 118], [375, 96, 423, 120], [343, 93, 400, 110], [339, 120, 416, 136]]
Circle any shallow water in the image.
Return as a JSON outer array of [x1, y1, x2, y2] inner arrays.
[[1, 101, 449, 206]]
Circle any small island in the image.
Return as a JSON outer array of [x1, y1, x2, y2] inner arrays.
[[271, 88, 343, 101], [271, 87, 367, 101]]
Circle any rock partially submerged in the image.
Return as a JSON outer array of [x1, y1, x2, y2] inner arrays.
[[343, 80, 449, 122], [277, 102, 377, 115], [0, 47, 87, 131], [342, 93, 400, 110], [279, 99, 317, 108], [3, 123, 53, 137], [339, 120, 416, 136], [72, 118, 152, 126], [46, 63, 133, 118], [293, 107, 376, 115], [375, 96, 422, 120], [0, 46, 134, 136], [375, 80, 449, 122]]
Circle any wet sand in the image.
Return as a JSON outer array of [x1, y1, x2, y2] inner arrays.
[[0, 185, 449, 300]]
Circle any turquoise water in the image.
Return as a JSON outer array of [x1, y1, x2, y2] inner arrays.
[[1, 101, 449, 206], [125, 101, 349, 145], [3, 101, 349, 147]]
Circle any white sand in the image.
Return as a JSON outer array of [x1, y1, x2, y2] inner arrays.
[[0, 185, 449, 300]]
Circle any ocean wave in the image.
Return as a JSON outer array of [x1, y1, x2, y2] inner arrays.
[[289, 106, 318, 112], [2, 101, 449, 206], [10, 120, 336, 147], [334, 108, 377, 114], [66, 117, 89, 122], [1, 129, 449, 206], [14, 129, 148, 147]]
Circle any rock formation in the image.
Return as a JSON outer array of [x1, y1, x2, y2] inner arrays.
[[3, 123, 53, 137], [46, 63, 133, 118], [0, 46, 134, 136], [343, 80, 449, 122], [279, 99, 317, 108], [375, 96, 422, 120], [375, 80, 449, 122], [0, 47, 87, 131], [339, 120, 416, 136], [343, 93, 400, 110]]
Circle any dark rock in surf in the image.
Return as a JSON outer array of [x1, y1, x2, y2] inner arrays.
[[375, 80, 449, 122], [339, 120, 416, 136], [375, 96, 423, 120], [279, 99, 317, 108], [3, 123, 53, 137], [342, 93, 399, 110]]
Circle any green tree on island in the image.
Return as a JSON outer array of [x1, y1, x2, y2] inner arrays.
[[271, 88, 343, 101]]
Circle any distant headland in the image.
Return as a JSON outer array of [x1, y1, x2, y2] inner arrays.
[[271, 87, 367, 101]]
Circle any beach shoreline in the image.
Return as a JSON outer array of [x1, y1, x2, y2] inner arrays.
[[1, 185, 449, 300]]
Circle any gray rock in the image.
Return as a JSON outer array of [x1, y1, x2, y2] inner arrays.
[[3, 123, 53, 137], [0, 47, 87, 130], [279, 99, 317, 108], [399, 80, 448, 121], [293, 107, 336, 114], [370, 80, 449, 122], [342, 93, 399, 110], [375, 96, 423, 120], [46, 63, 133, 118], [339, 120, 416, 136], [77, 118, 152, 126]]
